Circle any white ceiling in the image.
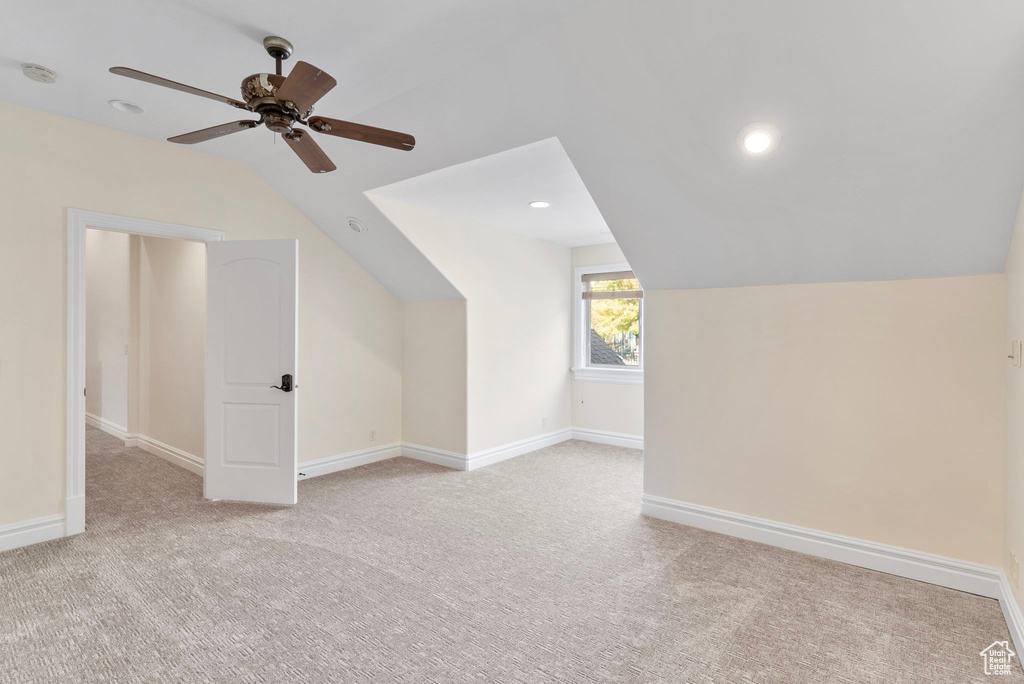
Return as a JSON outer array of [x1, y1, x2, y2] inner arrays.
[[368, 137, 613, 247], [6, 1, 1024, 298], [1, 0, 600, 301]]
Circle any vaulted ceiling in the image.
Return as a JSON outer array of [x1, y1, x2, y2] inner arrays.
[[7, 0, 1024, 299]]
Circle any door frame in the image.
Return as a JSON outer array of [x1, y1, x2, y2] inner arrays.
[[65, 209, 224, 536]]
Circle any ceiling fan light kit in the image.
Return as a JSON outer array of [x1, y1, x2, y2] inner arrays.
[[109, 36, 416, 173]]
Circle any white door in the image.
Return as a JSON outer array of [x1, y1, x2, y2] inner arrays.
[[205, 239, 298, 505]]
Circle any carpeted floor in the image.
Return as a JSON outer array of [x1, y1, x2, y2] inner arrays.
[[0, 427, 1019, 683]]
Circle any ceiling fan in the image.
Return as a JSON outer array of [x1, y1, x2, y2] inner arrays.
[[109, 36, 415, 174]]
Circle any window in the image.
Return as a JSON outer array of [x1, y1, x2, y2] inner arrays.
[[573, 263, 643, 384]]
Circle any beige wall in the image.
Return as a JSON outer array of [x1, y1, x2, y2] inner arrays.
[[402, 300, 468, 453], [85, 229, 130, 430], [570, 242, 644, 437], [0, 100, 402, 527], [644, 275, 1005, 566], [1005, 192, 1024, 611], [89, 231, 207, 458], [136, 235, 206, 459], [572, 382, 644, 436], [370, 195, 571, 454], [572, 242, 625, 269]]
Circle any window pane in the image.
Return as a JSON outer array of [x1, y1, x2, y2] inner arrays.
[[589, 277, 640, 293], [589, 297, 640, 366]]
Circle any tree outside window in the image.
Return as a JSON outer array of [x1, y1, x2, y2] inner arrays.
[[586, 275, 641, 367]]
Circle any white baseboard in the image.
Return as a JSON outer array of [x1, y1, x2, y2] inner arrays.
[[466, 428, 573, 470], [65, 495, 85, 536], [85, 412, 127, 441], [402, 429, 575, 471], [298, 443, 401, 479], [401, 443, 469, 470], [115, 427, 636, 482], [0, 513, 66, 553], [999, 572, 1024, 656], [131, 434, 204, 476], [571, 427, 643, 450], [641, 493, 1002, 599]]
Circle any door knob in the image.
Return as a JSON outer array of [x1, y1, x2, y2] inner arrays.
[[271, 374, 293, 392]]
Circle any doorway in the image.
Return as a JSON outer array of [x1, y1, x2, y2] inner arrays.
[[67, 209, 300, 534], [67, 210, 224, 534], [85, 227, 207, 476]]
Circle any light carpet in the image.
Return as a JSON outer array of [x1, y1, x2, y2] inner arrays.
[[0, 427, 1018, 683]]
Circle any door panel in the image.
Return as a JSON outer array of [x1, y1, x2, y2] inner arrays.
[[223, 258, 281, 385], [205, 239, 297, 504]]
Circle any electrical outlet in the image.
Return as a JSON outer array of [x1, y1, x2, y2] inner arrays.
[[369, 430, 376, 442], [541, 416, 547, 428], [1012, 551, 1020, 588]]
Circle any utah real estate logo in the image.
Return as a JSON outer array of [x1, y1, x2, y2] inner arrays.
[[980, 641, 1016, 676]]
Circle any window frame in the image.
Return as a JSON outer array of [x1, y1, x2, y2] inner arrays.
[[572, 262, 644, 385]]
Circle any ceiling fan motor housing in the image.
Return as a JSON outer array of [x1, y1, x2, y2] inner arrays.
[[241, 73, 284, 106], [241, 73, 296, 132]]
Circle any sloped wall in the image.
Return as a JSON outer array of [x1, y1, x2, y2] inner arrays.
[[0, 100, 402, 527]]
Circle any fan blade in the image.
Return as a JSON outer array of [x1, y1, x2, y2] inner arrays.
[[168, 120, 259, 144], [283, 129, 336, 174], [306, 117, 415, 151], [109, 67, 248, 109], [275, 61, 336, 115]]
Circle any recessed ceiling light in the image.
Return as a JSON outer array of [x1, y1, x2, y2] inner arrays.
[[22, 64, 56, 84], [529, 201, 550, 208], [348, 217, 367, 233], [737, 122, 781, 156], [108, 99, 145, 114]]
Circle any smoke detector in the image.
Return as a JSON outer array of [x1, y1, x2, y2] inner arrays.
[[22, 64, 56, 84], [347, 218, 368, 233]]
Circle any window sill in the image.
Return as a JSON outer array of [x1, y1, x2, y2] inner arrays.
[[572, 366, 644, 386]]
